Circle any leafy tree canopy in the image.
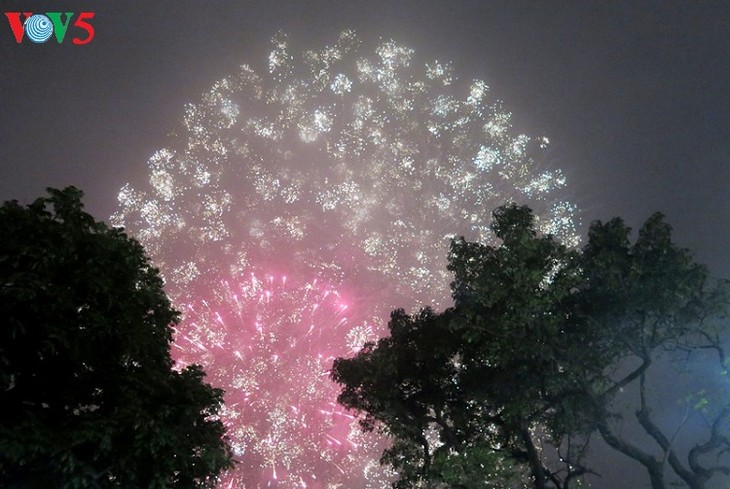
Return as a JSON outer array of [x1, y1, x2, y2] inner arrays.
[[332, 204, 730, 489], [0, 187, 232, 488]]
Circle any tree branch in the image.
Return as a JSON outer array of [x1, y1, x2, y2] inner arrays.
[[600, 354, 651, 400], [688, 405, 730, 483], [597, 420, 665, 489]]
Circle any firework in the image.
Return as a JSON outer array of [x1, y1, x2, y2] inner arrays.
[[173, 272, 391, 488], [114, 31, 578, 488]]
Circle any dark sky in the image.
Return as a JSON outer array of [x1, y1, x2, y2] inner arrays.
[[1, 1, 728, 275], [1, 2, 729, 486]]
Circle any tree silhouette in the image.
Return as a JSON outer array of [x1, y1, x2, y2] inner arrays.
[[333, 204, 730, 489], [0, 187, 232, 488]]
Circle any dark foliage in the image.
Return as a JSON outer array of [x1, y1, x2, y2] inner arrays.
[[0, 187, 232, 488], [333, 204, 730, 489]]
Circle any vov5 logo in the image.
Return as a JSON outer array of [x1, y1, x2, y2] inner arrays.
[[5, 12, 95, 44]]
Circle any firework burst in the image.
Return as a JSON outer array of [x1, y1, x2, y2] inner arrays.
[[114, 31, 578, 487], [173, 272, 390, 488]]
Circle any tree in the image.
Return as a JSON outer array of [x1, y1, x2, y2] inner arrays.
[[0, 187, 232, 488], [333, 205, 591, 488], [332, 204, 730, 489], [576, 213, 730, 489], [333, 306, 529, 489]]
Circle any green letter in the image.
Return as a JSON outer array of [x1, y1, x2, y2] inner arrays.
[[46, 12, 74, 43]]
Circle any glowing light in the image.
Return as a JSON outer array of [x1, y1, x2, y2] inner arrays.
[[114, 31, 579, 488]]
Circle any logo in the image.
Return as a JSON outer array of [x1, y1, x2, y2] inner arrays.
[[5, 12, 95, 44]]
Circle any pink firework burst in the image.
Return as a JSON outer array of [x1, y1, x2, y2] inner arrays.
[[173, 271, 392, 488]]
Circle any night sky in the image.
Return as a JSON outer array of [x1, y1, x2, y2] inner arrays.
[[2, 1, 728, 274], [2, 1, 729, 487]]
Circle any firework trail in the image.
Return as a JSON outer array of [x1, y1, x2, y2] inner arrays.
[[114, 31, 578, 488]]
